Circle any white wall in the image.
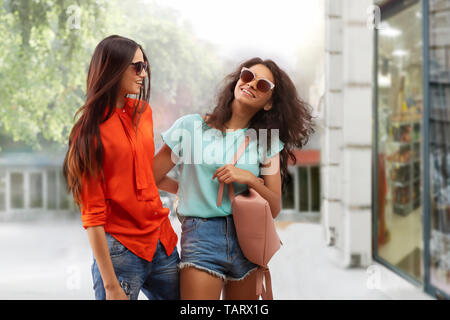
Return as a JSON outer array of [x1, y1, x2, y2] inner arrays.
[[322, 0, 374, 268]]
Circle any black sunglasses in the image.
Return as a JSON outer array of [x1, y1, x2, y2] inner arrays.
[[130, 61, 148, 75]]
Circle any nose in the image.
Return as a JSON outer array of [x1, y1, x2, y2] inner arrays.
[[139, 68, 147, 78], [246, 79, 257, 90]]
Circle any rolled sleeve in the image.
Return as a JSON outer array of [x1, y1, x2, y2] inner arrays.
[[259, 137, 285, 164], [80, 173, 107, 229]]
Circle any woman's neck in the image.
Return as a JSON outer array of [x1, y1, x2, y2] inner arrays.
[[116, 93, 126, 109], [225, 100, 255, 130]]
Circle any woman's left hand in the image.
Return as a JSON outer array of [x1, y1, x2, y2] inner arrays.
[[212, 164, 256, 185]]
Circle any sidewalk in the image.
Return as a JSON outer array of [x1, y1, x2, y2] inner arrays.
[[0, 216, 390, 300], [271, 221, 389, 299]]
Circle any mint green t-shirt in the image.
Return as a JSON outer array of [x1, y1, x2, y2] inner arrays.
[[161, 113, 284, 218]]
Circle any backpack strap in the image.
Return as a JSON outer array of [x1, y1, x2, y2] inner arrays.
[[256, 266, 274, 300]]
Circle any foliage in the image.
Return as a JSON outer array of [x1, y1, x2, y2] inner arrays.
[[0, 0, 108, 151], [0, 0, 225, 152]]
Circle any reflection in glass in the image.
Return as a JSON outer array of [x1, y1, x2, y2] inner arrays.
[[377, 2, 423, 282], [428, 0, 450, 296]]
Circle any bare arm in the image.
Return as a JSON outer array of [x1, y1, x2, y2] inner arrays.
[[86, 226, 128, 300], [157, 175, 179, 194], [153, 143, 178, 185], [248, 153, 282, 218]]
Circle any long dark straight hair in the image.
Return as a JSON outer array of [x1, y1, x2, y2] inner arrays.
[[205, 57, 315, 192], [63, 35, 151, 206]]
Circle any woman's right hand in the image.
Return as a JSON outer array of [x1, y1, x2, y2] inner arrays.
[[105, 284, 129, 300], [86, 226, 130, 300]]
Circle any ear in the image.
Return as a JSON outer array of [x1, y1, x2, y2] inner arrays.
[[263, 102, 272, 111]]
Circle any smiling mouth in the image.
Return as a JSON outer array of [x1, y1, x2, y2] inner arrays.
[[241, 87, 255, 98]]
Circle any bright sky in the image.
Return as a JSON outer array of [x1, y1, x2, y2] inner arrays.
[[152, 0, 324, 71]]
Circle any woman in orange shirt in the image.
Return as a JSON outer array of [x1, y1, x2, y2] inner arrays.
[[63, 35, 179, 300]]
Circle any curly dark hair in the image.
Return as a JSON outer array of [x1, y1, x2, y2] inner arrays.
[[204, 57, 315, 193]]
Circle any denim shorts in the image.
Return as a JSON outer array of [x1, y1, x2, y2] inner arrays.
[[178, 214, 258, 282], [91, 233, 180, 300]]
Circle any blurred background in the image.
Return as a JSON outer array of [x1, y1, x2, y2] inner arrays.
[[0, 0, 448, 300]]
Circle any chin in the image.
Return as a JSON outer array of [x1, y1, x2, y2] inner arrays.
[[129, 88, 140, 95], [237, 96, 257, 107]]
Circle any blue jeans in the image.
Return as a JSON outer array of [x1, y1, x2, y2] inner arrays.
[[178, 214, 258, 281], [91, 233, 180, 300]]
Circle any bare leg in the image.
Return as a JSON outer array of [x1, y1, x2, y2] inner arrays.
[[180, 266, 223, 300], [223, 269, 259, 300]]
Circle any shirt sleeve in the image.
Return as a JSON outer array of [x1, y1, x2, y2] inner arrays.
[[80, 172, 107, 229], [160, 114, 193, 160], [259, 136, 285, 164]]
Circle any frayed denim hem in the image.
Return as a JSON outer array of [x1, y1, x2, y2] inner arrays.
[[225, 266, 258, 283], [178, 262, 227, 281]]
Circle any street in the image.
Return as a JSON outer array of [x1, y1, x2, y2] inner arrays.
[[0, 216, 390, 300]]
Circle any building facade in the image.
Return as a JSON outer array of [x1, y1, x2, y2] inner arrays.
[[323, 0, 450, 300], [0, 153, 76, 221]]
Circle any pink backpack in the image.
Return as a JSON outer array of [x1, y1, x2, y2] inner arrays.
[[217, 135, 282, 300]]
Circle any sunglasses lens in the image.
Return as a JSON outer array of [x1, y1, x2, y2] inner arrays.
[[257, 80, 272, 93], [134, 62, 147, 75], [240, 69, 254, 83]]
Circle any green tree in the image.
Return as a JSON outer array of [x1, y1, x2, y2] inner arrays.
[[0, 0, 225, 152], [0, 0, 109, 151]]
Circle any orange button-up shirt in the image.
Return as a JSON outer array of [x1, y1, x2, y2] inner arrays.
[[80, 97, 177, 261]]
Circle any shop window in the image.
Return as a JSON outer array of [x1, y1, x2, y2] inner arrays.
[[281, 165, 321, 214], [0, 170, 5, 211], [47, 171, 57, 210], [299, 167, 309, 211], [282, 172, 295, 209], [10, 172, 24, 209], [428, 0, 450, 296], [299, 166, 321, 213], [376, 1, 423, 282], [59, 171, 70, 210], [310, 166, 321, 212], [29, 172, 43, 209]]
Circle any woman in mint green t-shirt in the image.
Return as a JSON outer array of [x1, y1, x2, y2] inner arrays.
[[153, 57, 314, 300]]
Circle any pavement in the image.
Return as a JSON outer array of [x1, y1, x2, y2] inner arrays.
[[0, 215, 391, 300]]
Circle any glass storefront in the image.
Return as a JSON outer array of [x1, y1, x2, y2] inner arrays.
[[375, 0, 450, 299], [376, 0, 423, 283], [428, 0, 450, 296]]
